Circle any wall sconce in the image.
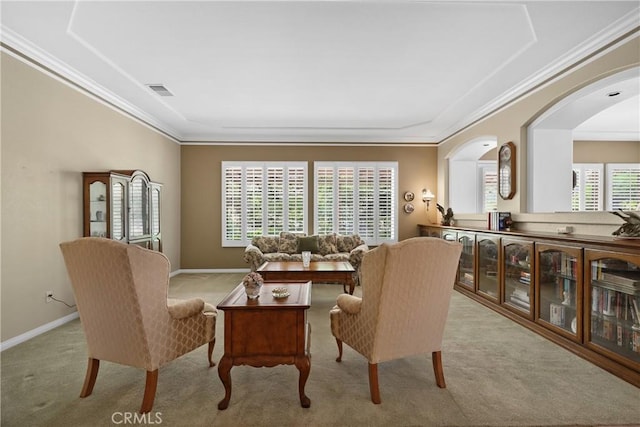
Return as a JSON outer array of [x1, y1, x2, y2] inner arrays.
[[422, 189, 434, 210]]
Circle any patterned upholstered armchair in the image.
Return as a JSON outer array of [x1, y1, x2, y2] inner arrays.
[[330, 237, 462, 403], [59, 238, 216, 413]]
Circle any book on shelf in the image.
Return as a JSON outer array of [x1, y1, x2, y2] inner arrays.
[[487, 211, 512, 231], [601, 271, 640, 289], [550, 302, 565, 326]]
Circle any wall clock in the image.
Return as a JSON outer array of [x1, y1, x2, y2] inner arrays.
[[498, 141, 516, 200]]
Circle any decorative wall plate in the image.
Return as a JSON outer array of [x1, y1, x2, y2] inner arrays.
[[404, 203, 415, 213], [403, 191, 415, 202]]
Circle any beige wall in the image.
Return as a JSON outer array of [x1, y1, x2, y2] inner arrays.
[[181, 145, 436, 269], [574, 140, 640, 163], [1, 52, 181, 342], [438, 33, 640, 234]]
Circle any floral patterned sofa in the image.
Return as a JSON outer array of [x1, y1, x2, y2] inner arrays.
[[244, 232, 369, 285]]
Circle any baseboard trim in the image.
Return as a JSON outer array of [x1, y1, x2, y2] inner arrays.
[[173, 268, 250, 275], [1, 312, 80, 352], [2, 270, 248, 351]]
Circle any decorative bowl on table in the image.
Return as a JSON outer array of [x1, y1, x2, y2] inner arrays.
[[272, 287, 290, 299]]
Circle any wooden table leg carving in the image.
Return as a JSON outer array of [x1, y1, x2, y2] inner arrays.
[[217, 355, 233, 410], [295, 355, 311, 408]]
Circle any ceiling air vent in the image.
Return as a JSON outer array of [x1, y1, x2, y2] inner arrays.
[[146, 84, 173, 97]]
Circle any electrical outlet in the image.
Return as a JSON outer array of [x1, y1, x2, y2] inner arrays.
[[46, 291, 53, 303]]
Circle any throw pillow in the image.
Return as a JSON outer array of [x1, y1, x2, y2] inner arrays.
[[297, 235, 320, 253], [252, 236, 279, 253], [279, 231, 305, 254], [336, 234, 363, 253], [317, 233, 337, 255]]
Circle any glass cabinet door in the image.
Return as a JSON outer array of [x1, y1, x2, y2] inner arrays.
[[536, 244, 582, 341], [88, 180, 107, 237], [477, 234, 500, 302], [129, 173, 150, 241], [585, 250, 640, 369], [111, 178, 128, 242], [150, 183, 162, 252], [502, 239, 534, 319], [457, 232, 475, 290]]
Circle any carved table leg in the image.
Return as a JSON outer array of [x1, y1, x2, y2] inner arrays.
[[217, 355, 233, 410], [295, 355, 311, 408]]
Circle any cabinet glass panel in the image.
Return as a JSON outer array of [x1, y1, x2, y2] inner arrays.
[[151, 187, 160, 235], [503, 241, 533, 316], [88, 181, 107, 237], [589, 257, 640, 364], [457, 233, 475, 289], [129, 176, 149, 239], [538, 248, 580, 337], [442, 230, 456, 242], [111, 181, 126, 241], [477, 236, 499, 300]]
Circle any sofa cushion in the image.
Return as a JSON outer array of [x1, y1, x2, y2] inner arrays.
[[317, 233, 337, 255], [336, 234, 363, 253], [263, 252, 291, 262], [297, 235, 320, 253], [279, 231, 305, 254], [252, 236, 279, 253]]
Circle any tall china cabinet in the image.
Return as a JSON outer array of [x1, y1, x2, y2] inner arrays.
[[83, 170, 162, 251], [418, 224, 640, 388]]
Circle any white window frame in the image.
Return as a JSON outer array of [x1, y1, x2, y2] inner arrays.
[[606, 163, 640, 211], [314, 161, 398, 245], [221, 161, 308, 247], [572, 163, 604, 211]]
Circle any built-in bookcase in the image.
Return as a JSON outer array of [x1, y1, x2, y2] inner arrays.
[[418, 224, 640, 388]]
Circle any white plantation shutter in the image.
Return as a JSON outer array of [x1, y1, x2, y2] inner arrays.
[[316, 166, 335, 235], [266, 166, 284, 235], [222, 162, 307, 246], [377, 167, 394, 240], [245, 166, 264, 239], [607, 164, 640, 211], [287, 166, 306, 233], [223, 166, 243, 242], [338, 167, 355, 235], [358, 167, 375, 240], [315, 162, 397, 245], [478, 162, 497, 212], [572, 164, 603, 211]]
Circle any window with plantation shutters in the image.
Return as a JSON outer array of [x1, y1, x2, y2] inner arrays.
[[222, 162, 307, 246], [314, 162, 397, 245], [606, 163, 640, 211], [478, 161, 497, 212], [572, 164, 603, 211]]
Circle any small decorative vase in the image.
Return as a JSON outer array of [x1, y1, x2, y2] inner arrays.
[[244, 280, 262, 300]]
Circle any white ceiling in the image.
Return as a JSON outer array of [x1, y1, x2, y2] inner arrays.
[[1, 1, 639, 144]]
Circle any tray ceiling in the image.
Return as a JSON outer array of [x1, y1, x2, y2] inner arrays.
[[1, 1, 638, 144]]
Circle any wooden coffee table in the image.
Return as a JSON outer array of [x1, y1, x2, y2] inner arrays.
[[257, 261, 356, 294], [216, 281, 312, 409]]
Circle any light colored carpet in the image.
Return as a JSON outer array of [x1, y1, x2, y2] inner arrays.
[[1, 273, 639, 426]]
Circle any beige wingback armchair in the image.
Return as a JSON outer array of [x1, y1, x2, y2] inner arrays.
[[59, 237, 217, 413], [330, 237, 462, 403]]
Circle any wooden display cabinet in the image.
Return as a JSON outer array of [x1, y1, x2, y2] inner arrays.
[[585, 249, 640, 372], [501, 238, 534, 319], [476, 233, 500, 303], [535, 243, 583, 342], [83, 170, 162, 251], [417, 223, 640, 387]]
